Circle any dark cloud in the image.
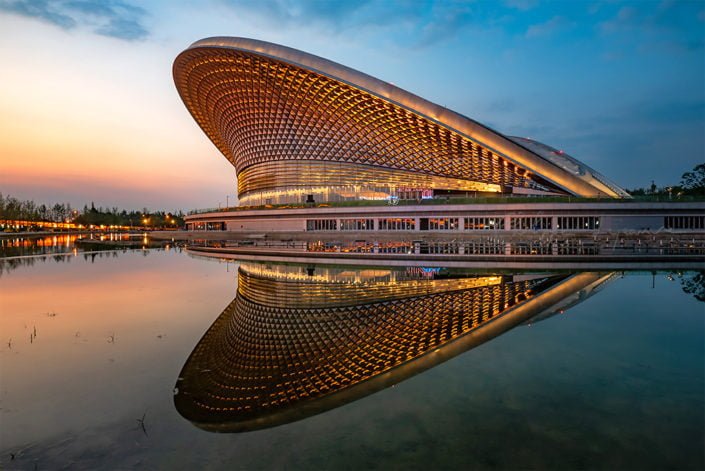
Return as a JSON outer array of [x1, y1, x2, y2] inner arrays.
[[0, 0, 75, 28], [0, 0, 148, 40], [95, 15, 147, 40]]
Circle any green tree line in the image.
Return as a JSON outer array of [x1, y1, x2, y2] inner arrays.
[[0, 194, 184, 228], [0, 194, 73, 222]]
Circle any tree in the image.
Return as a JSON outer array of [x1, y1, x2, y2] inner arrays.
[[680, 163, 705, 195], [675, 271, 705, 302], [52, 203, 64, 222]]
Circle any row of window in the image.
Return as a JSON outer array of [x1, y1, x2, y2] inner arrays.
[[378, 218, 416, 230], [664, 216, 704, 230], [187, 222, 225, 231], [306, 219, 337, 231], [510, 217, 553, 231], [427, 218, 459, 230], [556, 216, 600, 230], [305, 216, 603, 231], [340, 218, 374, 231], [465, 217, 505, 230]]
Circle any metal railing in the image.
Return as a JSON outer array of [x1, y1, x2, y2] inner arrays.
[[187, 194, 705, 215]]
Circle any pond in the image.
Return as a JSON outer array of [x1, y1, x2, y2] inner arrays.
[[0, 248, 703, 470]]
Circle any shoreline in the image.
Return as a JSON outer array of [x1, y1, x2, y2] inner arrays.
[[150, 229, 705, 241], [0, 230, 157, 239]]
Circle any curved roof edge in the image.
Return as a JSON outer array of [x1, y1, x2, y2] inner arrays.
[[178, 37, 626, 198], [508, 137, 630, 198]]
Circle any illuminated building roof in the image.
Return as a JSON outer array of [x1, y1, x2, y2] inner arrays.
[[173, 37, 629, 204], [174, 264, 613, 432], [508, 137, 631, 199]]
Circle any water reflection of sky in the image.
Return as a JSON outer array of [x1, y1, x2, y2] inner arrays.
[[0, 250, 702, 470]]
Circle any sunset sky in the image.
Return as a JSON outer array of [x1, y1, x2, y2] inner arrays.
[[1, 0, 703, 211]]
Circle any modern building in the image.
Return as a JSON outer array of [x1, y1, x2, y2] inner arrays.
[[174, 37, 704, 236], [174, 37, 630, 206]]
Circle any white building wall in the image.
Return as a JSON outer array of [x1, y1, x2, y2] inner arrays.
[[226, 218, 305, 231]]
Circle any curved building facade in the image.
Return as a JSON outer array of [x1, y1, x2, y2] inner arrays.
[[174, 37, 630, 206]]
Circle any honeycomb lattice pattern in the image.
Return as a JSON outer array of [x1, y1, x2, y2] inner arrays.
[[174, 48, 561, 197], [175, 272, 554, 427]]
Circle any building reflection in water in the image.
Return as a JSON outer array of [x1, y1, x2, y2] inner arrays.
[[174, 262, 615, 432]]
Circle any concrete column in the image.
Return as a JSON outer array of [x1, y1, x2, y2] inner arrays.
[[505, 215, 512, 231]]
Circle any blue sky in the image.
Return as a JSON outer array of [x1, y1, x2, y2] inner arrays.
[[0, 0, 703, 209]]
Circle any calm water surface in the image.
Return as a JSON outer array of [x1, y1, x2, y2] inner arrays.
[[0, 249, 703, 470], [0, 233, 154, 259]]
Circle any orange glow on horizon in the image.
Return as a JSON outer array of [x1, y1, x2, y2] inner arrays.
[[0, 15, 235, 209]]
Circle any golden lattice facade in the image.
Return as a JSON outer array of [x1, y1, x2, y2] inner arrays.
[[174, 38, 629, 205], [174, 263, 612, 432]]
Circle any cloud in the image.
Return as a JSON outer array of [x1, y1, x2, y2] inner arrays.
[[221, 0, 372, 30], [221, 0, 481, 47], [416, 3, 475, 47], [597, 2, 704, 51], [503, 0, 537, 12], [598, 5, 637, 33], [0, 0, 149, 40], [525, 15, 571, 38], [632, 100, 705, 125]]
